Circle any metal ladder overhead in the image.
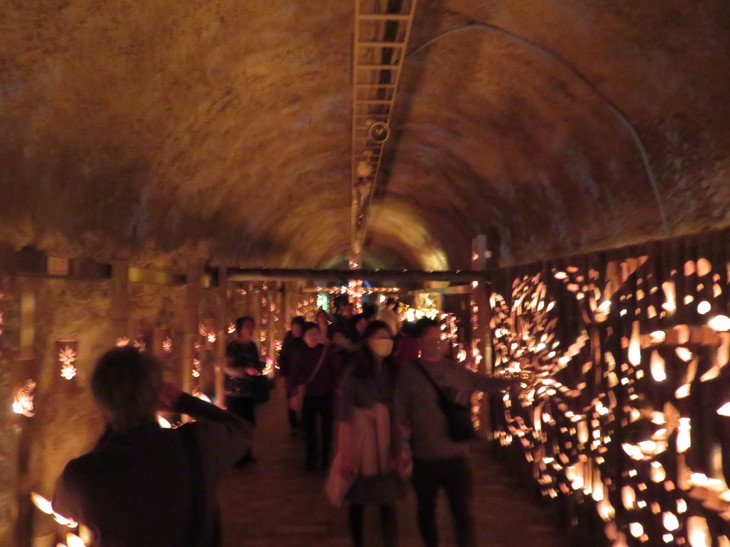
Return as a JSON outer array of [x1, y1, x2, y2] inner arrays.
[[349, 0, 418, 270]]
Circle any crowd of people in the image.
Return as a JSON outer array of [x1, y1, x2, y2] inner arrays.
[[52, 297, 519, 547]]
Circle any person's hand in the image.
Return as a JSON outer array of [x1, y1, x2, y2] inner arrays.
[[158, 382, 182, 411], [245, 367, 261, 376], [224, 367, 246, 378], [392, 448, 413, 478]]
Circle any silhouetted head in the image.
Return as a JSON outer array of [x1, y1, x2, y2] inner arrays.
[[235, 316, 255, 341], [414, 317, 443, 362], [340, 303, 354, 318], [353, 313, 368, 334], [290, 315, 305, 338], [302, 322, 321, 348], [91, 347, 162, 432], [315, 309, 330, 325]]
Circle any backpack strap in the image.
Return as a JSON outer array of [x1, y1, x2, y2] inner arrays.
[[414, 359, 447, 400], [305, 345, 328, 386]]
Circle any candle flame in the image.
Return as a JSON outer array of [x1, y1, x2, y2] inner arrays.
[[12, 379, 36, 417]]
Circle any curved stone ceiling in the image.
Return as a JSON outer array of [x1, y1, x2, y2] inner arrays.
[[0, 0, 728, 270]]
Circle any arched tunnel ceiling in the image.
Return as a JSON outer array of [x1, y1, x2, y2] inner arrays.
[[0, 0, 729, 270]]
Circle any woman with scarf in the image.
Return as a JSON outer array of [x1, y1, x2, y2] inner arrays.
[[329, 320, 400, 547]]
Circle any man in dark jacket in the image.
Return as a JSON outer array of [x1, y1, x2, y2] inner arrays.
[[53, 347, 251, 547]]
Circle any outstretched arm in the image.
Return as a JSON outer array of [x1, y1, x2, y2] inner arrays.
[[160, 384, 252, 467]]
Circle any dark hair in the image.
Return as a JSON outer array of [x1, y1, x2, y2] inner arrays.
[[291, 315, 305, 327], [413, 317, 440, 338], [385, 297, 397, 307], [301, 321, 319, 336], [92, 347, 162, 431], [351, 320, 394, 378], [353, 313, 367, 325], [235, 316, 255, 333], [363, 320, 391, 340], [361, 303, 378, 320], [315, 309, 330, 322], [400, 321, 419, 337]]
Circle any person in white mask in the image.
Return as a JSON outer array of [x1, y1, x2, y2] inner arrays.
[[328, 320, 400, 547]]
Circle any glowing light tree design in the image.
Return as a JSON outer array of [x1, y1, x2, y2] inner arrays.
[[490, 236, 730, 546]]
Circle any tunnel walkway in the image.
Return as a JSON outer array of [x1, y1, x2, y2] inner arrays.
[[218, 383, 570, 546]]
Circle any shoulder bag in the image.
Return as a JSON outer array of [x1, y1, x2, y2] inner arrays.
[[414, 360, 475, 442], [289, 346, 328, 414]]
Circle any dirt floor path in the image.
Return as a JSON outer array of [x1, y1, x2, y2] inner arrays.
[[219, 383, 569, 546]]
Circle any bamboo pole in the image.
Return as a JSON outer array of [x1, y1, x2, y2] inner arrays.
[[13, 276, 39, 547], [182, 263, 203, 393], [214, 267, 228, 407], [110, 260, 131, 344]]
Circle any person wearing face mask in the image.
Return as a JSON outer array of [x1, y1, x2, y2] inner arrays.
[[328, 320, 400, 547]]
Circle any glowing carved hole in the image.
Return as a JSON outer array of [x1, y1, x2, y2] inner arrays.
[[662, 281, 676, 312], [663, 512, 679, 531], [676, 347, 693, 362], [687, 516, 711, 547], [651, 351, 666, 382], [709, 315, 730, 332], [718, 403, 730, 416], [629, 522, 644, 538], [677, 418, 691, 453], [651, 462, 666, 483], [697, 301, 712, 315]]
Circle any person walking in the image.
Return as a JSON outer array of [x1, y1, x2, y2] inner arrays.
[[53, 347, 251, 547], [330, 320, 400, 547], [224, 315, 265, 464], [290, 322, 339, 471], [315, 309, 333, 342], [394, 318, 517, 547], [279, 315, 306, 436]]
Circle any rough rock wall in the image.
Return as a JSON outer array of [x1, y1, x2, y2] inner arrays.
[[1, 1, 728, 269], [0, 273, 215, 545]]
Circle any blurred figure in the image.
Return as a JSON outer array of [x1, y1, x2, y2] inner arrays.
[[279, 315, 306, 436], [394, 318, 518, 547], [352, 313, 369, 342], [333, 301, 356, 341], [332, 320, 400, 547], [53, 347, 251, 547], [315, 309, 333, 342], [393, 321, 420, 367], [224, 316, 265, 464], [377, 298, 400, 337], [291, 322, 340, 471]]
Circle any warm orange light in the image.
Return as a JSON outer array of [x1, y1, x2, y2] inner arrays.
[[650, 351, 666, 382], [12, 379, 36, 417], [687, 516, 711, 547], [709, 315, 730, 332]]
